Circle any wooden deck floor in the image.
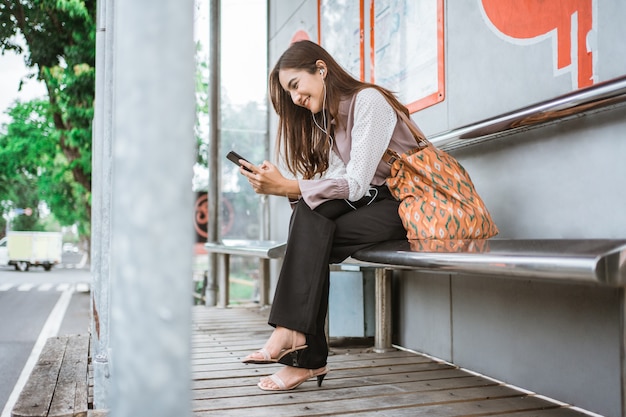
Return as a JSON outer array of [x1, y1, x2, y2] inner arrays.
[[191, 306, 591, 417]]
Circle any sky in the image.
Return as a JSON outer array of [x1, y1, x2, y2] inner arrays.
[[196, 0, 268, 106], [0, 0, 267, 127], [0, 49, 46, 126]]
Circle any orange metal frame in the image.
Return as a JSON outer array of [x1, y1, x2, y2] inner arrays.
[[370, 0, 445, 113], [317, 0, 366, 81], [318, 0, 445, 113]]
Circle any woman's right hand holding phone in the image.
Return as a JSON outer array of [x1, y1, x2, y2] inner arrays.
[[240, 160, 300, 199]]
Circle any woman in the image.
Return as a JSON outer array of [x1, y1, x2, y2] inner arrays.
[[238, 40, 421, 391]]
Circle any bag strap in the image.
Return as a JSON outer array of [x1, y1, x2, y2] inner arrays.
[[382, 148, 400, 166], [383, 108, 430, 166], [395, 108, 430, 148], [375, 91, 429, 146]]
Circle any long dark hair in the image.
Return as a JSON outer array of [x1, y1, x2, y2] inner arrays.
[[269, 40, 410, 179]]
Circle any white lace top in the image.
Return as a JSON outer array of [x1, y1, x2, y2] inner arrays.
[[295, 88, 398, 209]]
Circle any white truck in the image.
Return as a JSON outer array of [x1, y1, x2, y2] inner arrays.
[[0, 231, 63, 271]]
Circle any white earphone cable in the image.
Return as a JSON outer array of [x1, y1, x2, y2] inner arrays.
[[312, 79, 333, 148]]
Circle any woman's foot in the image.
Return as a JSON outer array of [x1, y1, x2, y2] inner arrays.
[[257, 365, 328, 391], [242, 326, 307, 364]]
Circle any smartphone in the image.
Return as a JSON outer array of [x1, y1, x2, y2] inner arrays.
[[226, 151, 253, 172]]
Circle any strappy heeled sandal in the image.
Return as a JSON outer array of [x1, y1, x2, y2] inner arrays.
[[257, 366, 329, 391], [242, 329, 307, 364]]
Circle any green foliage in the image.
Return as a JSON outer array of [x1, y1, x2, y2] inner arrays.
[[0, 99, 86, 232], [0, 0, 95, 237], [194, 45, 210, 167], [0, 100, 52, 230]]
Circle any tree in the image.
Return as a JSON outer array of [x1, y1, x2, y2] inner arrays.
[[0, 99, 88, 232], [0, 0, 96, 237], [0, 100, 58, 233]]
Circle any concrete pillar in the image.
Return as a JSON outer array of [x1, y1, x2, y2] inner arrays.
[[92, 0, 115, 408], [108, 0, 195, 415]]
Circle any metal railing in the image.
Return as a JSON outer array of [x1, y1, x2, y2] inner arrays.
[[431, 75, 626, 151]]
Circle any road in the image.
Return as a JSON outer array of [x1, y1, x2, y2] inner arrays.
[[0, 255, 91, 417]]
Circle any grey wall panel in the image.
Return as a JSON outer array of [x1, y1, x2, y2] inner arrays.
[[396, 271, 624, 416], [329, 271, 367, 337], [395, 272, 453, 362], [445, 3, 572, 130], [451, 105, 626, 238], [451, 275, 621, 417], [597, 1, 626, 81], [268, 0, 317, 47]]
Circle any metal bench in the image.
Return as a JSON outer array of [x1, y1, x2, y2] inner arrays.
[[204, 239, 286, 307], [12, 334, 90, 417], [344, 238, 626, 352], [204, 238, 626, 354]]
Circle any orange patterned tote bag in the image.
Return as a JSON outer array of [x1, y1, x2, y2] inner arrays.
[[385, 111, 499, 240]]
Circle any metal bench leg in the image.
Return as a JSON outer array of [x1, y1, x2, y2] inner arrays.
[[259, 258, 270, 306], [218, 253, 230, 308], [374, 268, 394, 353]]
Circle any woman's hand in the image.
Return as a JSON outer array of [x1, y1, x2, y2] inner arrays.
[[240, 160, 300, 198]]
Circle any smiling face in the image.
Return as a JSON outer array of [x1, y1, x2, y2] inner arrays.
[[278, 67, 326, 114]]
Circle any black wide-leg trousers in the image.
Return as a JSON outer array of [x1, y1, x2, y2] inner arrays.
[[268, 185, 406, 369]]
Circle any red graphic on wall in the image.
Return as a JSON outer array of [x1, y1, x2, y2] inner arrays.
[[291, 30, 310, 44], [194, 192, 235, 242], [481, 0, 594, 88], [194, 193, 209, 241]]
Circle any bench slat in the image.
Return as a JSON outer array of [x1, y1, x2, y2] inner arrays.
[[350, 239, 626, 286], [204, 240, 286, 258], [48, 334, 89, 417], [12, 335, 90, 417], [12, 337, 68, 417]]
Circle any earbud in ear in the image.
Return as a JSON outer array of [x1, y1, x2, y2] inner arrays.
[[320, 69, 324, 75]]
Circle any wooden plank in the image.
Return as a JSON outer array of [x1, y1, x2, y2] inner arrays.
[[191, 353, 434, 373], [192, 367, 472, 392], [12, 336, 68, 417], [87, 363, 94, 410], [193, 374, 496, 406], [86, 411, 109, 417], [323, 396, 563, 417], [192, 385, 526, 416], [189, 349, 419, 366], [192, 361, 450, 380], [501, 408, 593, 417], [48, 334, 89, 417], [72, 334, 90, 416]]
